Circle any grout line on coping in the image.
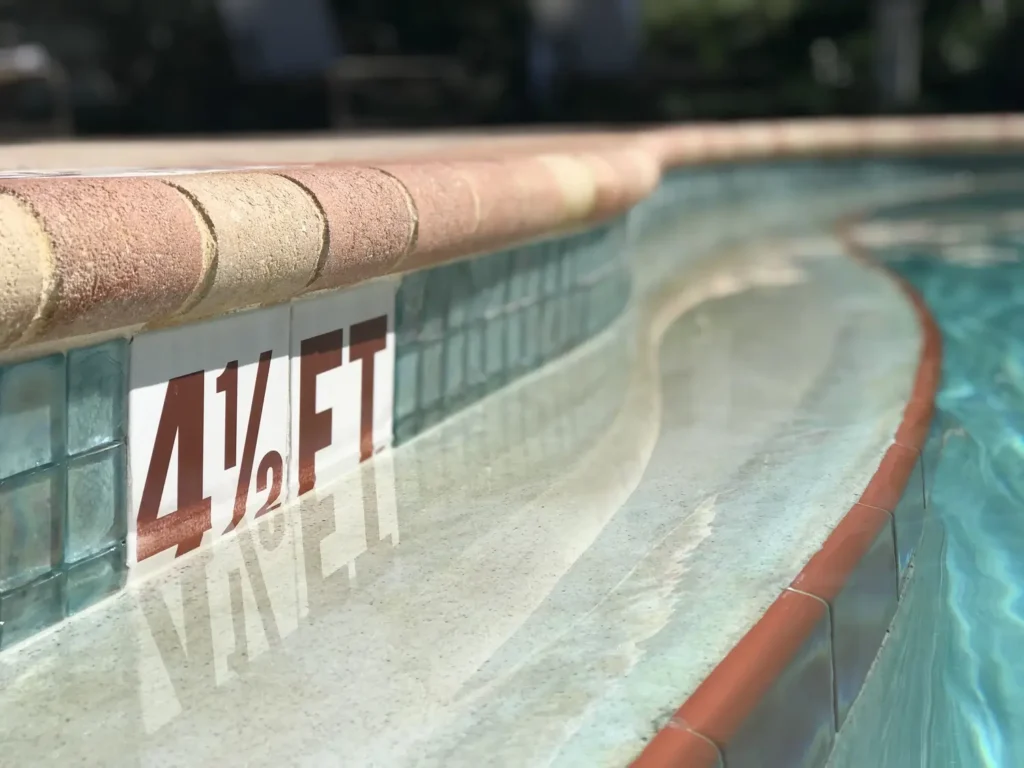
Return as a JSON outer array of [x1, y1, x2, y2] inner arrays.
[[271, 172, 333, 290], [159, 180, 220, 318]]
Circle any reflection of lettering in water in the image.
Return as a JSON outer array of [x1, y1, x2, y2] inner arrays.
[[136, 452, 399, 734]]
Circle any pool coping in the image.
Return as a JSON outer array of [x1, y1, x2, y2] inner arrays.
[[630, 215, 943, 767], [1, 115, 1023, 363]]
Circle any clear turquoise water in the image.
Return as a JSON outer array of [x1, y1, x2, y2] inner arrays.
[[829, 192, 1024, 767]]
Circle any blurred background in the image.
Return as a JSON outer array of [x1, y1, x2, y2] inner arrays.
[[0, 0, 1021, 140]]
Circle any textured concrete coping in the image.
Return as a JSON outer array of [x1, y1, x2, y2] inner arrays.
[[1, 115, 1024, 359]]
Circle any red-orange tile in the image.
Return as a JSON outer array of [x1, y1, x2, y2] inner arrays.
[[791, 502, 892, 602], [858, 443, 917, 512], [678, 590, 826, 746], [632, 723, 721, 768]]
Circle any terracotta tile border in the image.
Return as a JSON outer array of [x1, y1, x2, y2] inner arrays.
[[630, 217, 943, 767]]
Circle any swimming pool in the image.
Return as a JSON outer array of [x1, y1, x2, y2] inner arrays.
[[4, 122, 1024, 767], [830, 189, 1024, 767]]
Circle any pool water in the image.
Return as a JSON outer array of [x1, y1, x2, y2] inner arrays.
[[829, 190, 1024, 767]]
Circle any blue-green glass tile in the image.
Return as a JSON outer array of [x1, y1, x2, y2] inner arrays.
[[418, 406, 445, 434], [560, 237, 579, 290], [494, 250, 514, 303], [610, 219, 629, 255], [576, 237, 594, 284], [506, 310, 526, 376], [419, 340, 445, 414], [506, 248, 529, 308], [556, 292, 574, 352], [419, 270, 450, 344], [521, 249, 543, 305], [542, 243, 562, 296], [0, 571, 64, 649], [0, 354, 65, 481], [394, 416, 421, 446], [480, 252, 512, 316], [446, 270, 472, 329], [611, 270, 632, 317], [586, 236, 608, 283], [463, 261, 486, 320], [466, 323, 487, 392], [597, 277, 620, 332], [65, 445, 126, 565], [569, 238, 590, 288], [564, 290, 586, 348], [540, 299, 562, 362], [394, 346, 420, 423], [584, 281, 606, 337], [395, 271, 429, 345], [484, 315, 507, 385], [0, 466, 63, 593], [443, 330, 467, 412], [67, 340, 127, 456], [66, 543, 126, 615], [522, 303, 543, 370]]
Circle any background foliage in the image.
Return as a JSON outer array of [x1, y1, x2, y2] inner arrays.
[[1, 0, 1023, 134]]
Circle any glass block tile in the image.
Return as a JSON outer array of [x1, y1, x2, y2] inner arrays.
[[506, 249, 529, 307], [466, 324, 487, 393], [558, 249, 575, 292], [65, 445, 126, 565], [505, 310, 526, 375], [484, 316, 507, 389], [584, 282, 607, 337], [540, 299, 563, 362], [395, 271, 429, 345], [419, 271, 449, 344], [564, 290, 586, 348], [522, 303, 543, 371], [67, 340, 127, 456], [542, 245, 562, 296], [0, 354, 65, 481], [483, 252, 512, 313], [446, 270, 471, 329], [0, 571, 64, 650], [0, 466, 63, 593], [394, 416, 420, 446], [66, 544, 126, 615], [443, 330, 467, 412], [419, 340, 444, 413], [394, 347, 421, 423], [521, 252, 543, 305]]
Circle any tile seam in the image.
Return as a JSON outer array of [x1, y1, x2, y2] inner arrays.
[[665, 718, 726, 766], [157, 180, 219, 318], [0, 188, 61, 347], [372, 166, 421, 271], [270, 172, 332, 289]]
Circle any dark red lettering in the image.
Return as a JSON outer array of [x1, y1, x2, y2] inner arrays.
[[216, 361, 239, 470], [299, 330, 343, 495], [350, 316, 388, 463], [137, 370, 212, 561]]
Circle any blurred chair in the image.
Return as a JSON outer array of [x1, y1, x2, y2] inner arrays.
[[326, 55, 484, 129]]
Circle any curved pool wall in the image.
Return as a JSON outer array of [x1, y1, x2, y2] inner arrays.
[[0, 119, 1022, 765]]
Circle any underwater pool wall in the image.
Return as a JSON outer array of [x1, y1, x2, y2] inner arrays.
[[0, 117, 1012, 763]]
